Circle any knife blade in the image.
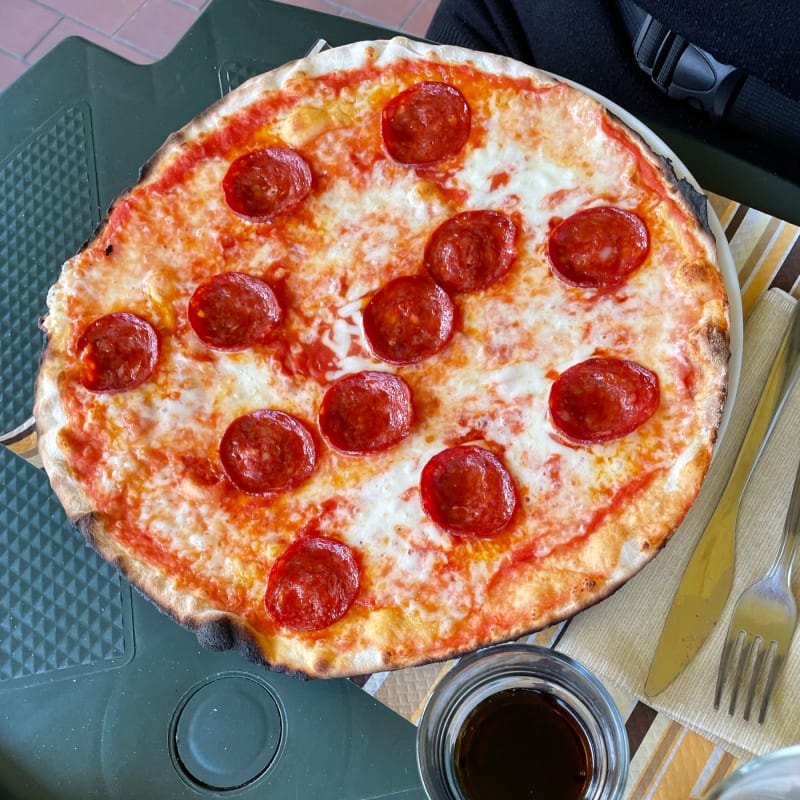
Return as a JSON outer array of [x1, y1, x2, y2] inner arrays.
[[645, 299, 800, 697]]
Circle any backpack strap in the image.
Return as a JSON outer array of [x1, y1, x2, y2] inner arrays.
[[616, 0, 800, 154]]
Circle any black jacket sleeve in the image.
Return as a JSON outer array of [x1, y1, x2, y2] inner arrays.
[[426, 0, 800, 179], [427, 0, 799, 102]]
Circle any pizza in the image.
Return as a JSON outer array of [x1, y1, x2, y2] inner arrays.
[[34, 37, 730, 678]]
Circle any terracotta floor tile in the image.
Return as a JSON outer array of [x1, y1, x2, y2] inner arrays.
[[116, 0, 199, 58], [333, 0, 419, 27], [0, 49, 28, 93], [2, 0, 443, 84], [401, 0, 439, 37], [274, 0, 339, 14], [25, 17, 153, 65], [34, 0, 145, 35], [171, 0, 211, 10], [0, 0, 61, 58]]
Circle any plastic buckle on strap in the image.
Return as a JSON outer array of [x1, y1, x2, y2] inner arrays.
[[632, 13, 745, 119], [631, 14, 679, 84]]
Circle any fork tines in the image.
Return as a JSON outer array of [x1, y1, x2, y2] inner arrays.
[[714, 630, 785, 724]]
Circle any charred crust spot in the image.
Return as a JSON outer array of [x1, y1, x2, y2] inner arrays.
[[677, 257, 717, 286], [313, 657, 331, 676], [702, 321, 730, 371], [195, 615, 315, 679], [265, 661, 311, 680], [77, 195, 132, 255], [195, 615, 265, 664], [137, 129, 186, 182], [675, 178, 710, 232], [137, 156, 154, 182], [105, 244, 113, 256], [74, 511, 102, 547], [195, 615, 238, 652]]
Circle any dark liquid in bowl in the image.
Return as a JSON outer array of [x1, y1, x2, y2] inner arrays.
[[454, 687, 593, 800]]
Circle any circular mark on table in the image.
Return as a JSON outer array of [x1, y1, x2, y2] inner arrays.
[[170, 674, 283, 791]]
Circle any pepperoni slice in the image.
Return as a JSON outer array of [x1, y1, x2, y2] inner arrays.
[[548, 206, 650, 288], [219, 410, 316, 494], [265, 536, 360, 631], [381, 81, 471, 165], [77, 312, 159, 393], [363, 275, 455, 365], [223, 147, 312, 222], [318, 371, 413, 455], [420, 445, 518, 537], [424, 210, 518, 294], [189, 272, 282, 351], [549, 357, 660, 444]]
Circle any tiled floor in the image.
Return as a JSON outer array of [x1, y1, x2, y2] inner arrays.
[[0, 0, 441, 93]]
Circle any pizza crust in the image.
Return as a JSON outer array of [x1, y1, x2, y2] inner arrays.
[[34, 37, 730, 678]]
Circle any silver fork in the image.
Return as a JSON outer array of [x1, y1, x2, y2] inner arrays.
[[713, 455, 800, 723]]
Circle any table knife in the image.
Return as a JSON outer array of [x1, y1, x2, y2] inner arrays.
[[645, 299, 800, 697]]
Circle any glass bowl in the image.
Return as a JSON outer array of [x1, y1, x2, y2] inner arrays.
[[702, 745, 800, 799], [416, 643, 629, 800]]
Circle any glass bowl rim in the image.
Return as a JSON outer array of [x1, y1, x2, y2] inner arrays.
[[416, 642, 629, 800]]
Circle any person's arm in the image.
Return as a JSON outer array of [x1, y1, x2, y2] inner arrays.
[[426, 0, 800, 185], [427, 0, 671, 125], [427, 0, 536, 63]]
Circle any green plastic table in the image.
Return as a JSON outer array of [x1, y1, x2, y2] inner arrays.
[[2, 2, 797, 796]]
